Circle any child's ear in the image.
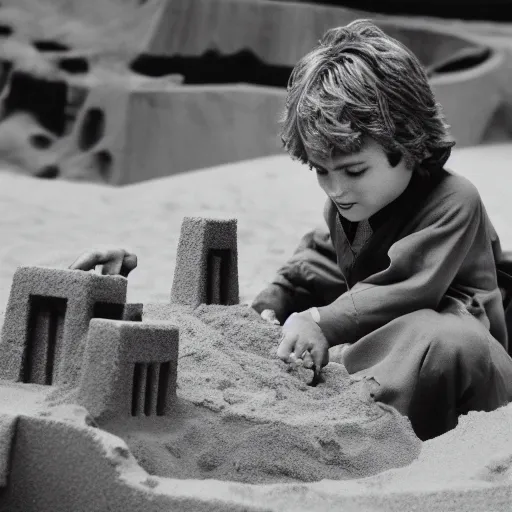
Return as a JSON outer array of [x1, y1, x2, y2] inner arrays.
[[387, 151, 402, 167]]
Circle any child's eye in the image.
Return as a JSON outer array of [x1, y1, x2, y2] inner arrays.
[[345, 168, 367, 177]]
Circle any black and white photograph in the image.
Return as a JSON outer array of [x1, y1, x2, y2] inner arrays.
[[0, 1, 512, 510]]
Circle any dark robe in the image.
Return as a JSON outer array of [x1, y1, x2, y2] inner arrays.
[[252, 167, 512, 440]]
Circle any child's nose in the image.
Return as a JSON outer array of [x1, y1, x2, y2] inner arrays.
[[327, 177, 348, 198]]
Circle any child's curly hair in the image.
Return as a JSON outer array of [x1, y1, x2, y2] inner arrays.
[[281, 20, 455, 172]]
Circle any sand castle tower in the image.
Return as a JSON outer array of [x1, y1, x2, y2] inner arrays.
[[171, 217, 239, 307], [76, 319, 179, 421], [0, 266, 128, 386], [75, 215, 238, 419]]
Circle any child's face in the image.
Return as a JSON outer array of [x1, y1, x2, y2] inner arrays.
[[308, 137, 413, 222]]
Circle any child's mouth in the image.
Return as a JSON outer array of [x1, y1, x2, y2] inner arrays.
[[337, 203, 356, 210]]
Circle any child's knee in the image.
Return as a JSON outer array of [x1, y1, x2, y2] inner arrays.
[[427, 316, 491, 370]]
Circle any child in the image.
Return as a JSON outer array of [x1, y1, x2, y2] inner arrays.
[[70, 20, 512, 441], [250, 19, 512, 440]]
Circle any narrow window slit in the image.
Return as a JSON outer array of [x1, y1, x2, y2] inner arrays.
[[45, 306, 61, 384], [157, 362, 171, 416], [206, 249, 231, 305], [23, 295, 66, 385], [131, 363, 145, 416], [144, 364, 155, 416]]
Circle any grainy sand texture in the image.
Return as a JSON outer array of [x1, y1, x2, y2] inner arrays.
[[100, 303, 420, 484]]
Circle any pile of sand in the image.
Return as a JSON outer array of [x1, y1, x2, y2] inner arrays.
[[102, 303, 420, 484]]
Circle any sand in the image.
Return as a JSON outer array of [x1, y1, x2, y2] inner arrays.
[[1, 145, 512, 509], [98, 303, 419, 484]]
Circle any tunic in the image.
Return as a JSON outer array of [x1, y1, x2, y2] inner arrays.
[[252, 167, 512, 440]]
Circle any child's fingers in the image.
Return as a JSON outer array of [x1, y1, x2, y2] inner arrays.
[[102, 252, 138, 276], [261, 309, 280, 325], [101, 257, 124, 275], [276, 333, 299, 363], [120, 253, 138, 277], [311, 344, 329, 370], [302, 351, 315, 369], [69, 248, 137, 276], [69, 250, 103, 271]]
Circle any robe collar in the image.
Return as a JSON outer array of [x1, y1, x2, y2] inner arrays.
[[336, 166, 436, 238]]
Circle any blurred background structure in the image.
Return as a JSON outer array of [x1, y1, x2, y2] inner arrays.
[[284, 0, 512, 22], [1, 0, 512, 184]]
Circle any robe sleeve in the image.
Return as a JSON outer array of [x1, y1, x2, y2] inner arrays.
[[251, 209, 346, 323], [317, 180, 484, 346]]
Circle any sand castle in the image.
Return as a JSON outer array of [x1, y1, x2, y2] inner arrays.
[[0, 0, 509, 185], [0, 216, 237, 421], [0, 213, 510, 511], [1, 2, 512, 509], [0, 215, 242, 509]]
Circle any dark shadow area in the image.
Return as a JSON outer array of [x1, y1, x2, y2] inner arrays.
[[131, 362, 171, 417], [22, 295, 67, 385], [32, 39, 71, 52], [430, 48, 492, 75], [206, 249, 231, 305], [3, 71, 67, 135], [93, 301, 125, 321], [0, 24, 13, 37], [157, 362, 171, 416], [308, 370, 324, 387], [130, 49, 293, 86], [284, 0, 512, 22], [29, 133, 53, 149], [0, 60, 12, 94], [94, 149, 113, 182], [78, 108, 105, 151], [122, 303, 143, 322], [58, 56, 90, 74], [35, 165, 60, 179]]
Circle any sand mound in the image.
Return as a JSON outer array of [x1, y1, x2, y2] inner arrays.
[[102, 304, 421, 484]]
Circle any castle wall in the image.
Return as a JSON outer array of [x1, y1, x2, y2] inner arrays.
[[0, 266, 127, 386]]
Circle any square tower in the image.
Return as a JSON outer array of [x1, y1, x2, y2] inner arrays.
[[170, 217, 239, 307], [0, 266, 127, 386], [76, 319, 179, 421]]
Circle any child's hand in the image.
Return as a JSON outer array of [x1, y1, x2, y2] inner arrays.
[[260, 309, 280, 325], [276, 311, 329, 370], [69, 248, 138, 277]]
